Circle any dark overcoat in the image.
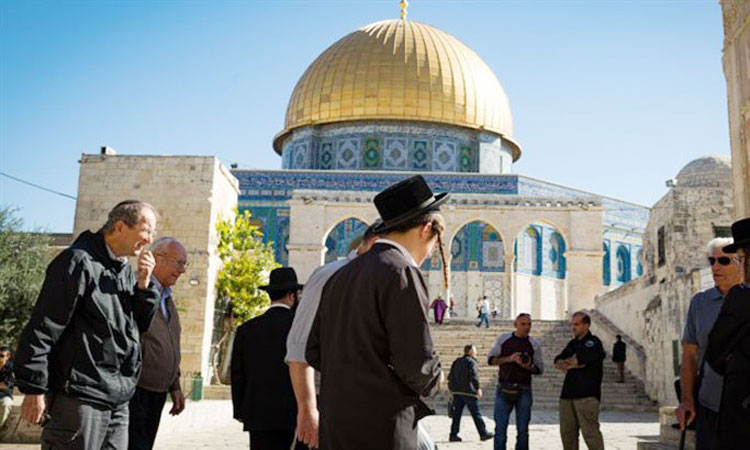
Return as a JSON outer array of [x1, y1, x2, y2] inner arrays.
[[706, 283, 750, 450], [306, 242, 442, 450], [231, 306, 297, 432]]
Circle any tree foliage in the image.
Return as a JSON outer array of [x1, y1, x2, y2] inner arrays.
[[215, 209, 278, 328], [0, 207, 51, 347]]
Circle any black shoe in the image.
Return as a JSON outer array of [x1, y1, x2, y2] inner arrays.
[[449, 435, 462, 442], [480, 433, 494, 441]]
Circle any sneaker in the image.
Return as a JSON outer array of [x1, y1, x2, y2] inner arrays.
[[480, 433, 495, 441], [449, 435, 462, 442]]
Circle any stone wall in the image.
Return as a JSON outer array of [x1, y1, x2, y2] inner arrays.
[[73, 154, 239, 380], [721, 0, 750, 218]]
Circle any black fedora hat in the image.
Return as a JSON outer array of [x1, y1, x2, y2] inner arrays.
[[723, 218, 750, 253], [373, 175, 449, 234], [259, 267, 303, 292]]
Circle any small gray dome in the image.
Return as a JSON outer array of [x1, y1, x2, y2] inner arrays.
[[675, 155, 732, 188]]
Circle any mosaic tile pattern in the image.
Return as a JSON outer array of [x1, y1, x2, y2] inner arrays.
[[336, 138, 361, 170], [383, 138, 408, 169], [432, 140, 457, 172]]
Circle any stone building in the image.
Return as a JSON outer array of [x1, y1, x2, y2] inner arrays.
[[595, 155, 734, 404], [722, 0, 750, 218], [70, 11, 650, 380]]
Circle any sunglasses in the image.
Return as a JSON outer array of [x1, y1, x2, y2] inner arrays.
[[708, 256, 732, 266]]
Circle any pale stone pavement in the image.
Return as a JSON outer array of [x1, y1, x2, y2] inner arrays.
[[0, 400, 659, 449]]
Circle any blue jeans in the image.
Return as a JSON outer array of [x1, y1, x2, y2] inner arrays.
[[494, 385, 532, 450], [477, 313, 490, 328], [450, 394, 489, 439]]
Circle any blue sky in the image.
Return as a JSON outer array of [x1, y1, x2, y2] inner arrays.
[[0, 0, 729, 232]]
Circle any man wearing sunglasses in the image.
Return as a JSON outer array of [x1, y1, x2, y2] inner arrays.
[[675, 237, 742, 449]]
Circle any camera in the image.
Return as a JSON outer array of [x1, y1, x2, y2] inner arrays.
[[520, 352, 530, 364]]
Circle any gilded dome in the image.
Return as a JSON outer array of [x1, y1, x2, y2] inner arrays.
[[273, 19, 520, 160]]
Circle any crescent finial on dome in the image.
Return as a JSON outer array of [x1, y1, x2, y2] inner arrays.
[[400, 0, 408, 20]]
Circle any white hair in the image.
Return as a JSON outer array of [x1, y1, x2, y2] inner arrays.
[[151, 236, 183, 254], [707, 237, 733, 255]]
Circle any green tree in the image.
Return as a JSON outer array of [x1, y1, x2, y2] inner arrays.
[[211, 209, 278, 383], [0, 207, 51, 347]]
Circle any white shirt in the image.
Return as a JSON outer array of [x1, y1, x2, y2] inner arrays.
[[285, 250, 358, 363], [376, 238, 419, 268], [268, 302, 291, 310]]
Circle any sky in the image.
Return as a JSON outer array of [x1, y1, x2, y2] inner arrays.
[[0, 0, 730, 232]]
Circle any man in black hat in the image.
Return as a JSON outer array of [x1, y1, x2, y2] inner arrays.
[[231, 267, 308, 450], [306, 175, 447, 450], [705, 218, 750, 449]]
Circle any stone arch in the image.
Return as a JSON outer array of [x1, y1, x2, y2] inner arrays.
[[323, 217, 369, 264], [514, 221, 568, 279]]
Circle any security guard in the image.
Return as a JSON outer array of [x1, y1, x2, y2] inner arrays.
[[554, 311, 605, 450]]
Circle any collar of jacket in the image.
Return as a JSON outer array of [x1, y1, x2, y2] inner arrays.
[[74, 230, 129, 272]]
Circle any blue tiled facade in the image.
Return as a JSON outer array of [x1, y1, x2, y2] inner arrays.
[[278, 121, 502, 174], [235, 169, 648, 284]]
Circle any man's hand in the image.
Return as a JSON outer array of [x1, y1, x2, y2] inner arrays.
[[296, 406, 319, 449], [137, 250, 156, 289], [675, 399, 696, 430], [0, 382, 6, 390], [565, 356, 585, 370], [477, 388, 483, 400], [554, 360, 569, 372], [21, 394, 46, 424], [508, 352, 523, 365], [169, 389, 185, 416]]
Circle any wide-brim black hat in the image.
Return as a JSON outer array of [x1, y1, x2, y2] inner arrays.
[[722, 217, 750, 253], [373, 175, 449, 234], [259, 267, 304, 292]]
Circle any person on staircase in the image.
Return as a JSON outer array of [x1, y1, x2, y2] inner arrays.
[[612, 335, 626, 383], [487, 313, 544, 450], [447, 344, 494, 443]]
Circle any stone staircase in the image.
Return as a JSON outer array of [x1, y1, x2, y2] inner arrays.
[[428, 319, 658, 412]]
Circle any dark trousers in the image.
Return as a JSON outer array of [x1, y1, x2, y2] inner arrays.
[[250, 430, 309, 450], [128, 386, 167, 450], [695, 404, 719, 450], [450, 394, 489, 439], [41, 393, 128, 450]]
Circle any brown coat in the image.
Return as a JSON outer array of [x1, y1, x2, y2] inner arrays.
[[306, 242, 442, 450], [138, 296, 181, 393]]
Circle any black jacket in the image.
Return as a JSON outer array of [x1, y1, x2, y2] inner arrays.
[[448, 355, 480, 395], [706, 284, 750, 449], [231, 306, 297, 432], [554, 332, 605, 400], [13, 231, 159, 408], [306, 243, 441, 450], [612, 341, 626, 362]]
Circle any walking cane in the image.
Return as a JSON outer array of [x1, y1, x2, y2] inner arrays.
[[679, 428, 686, 450]]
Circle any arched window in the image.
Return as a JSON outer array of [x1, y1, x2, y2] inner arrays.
[[549, 232, 566, 279], [521, 227, 541, 275], [324, 218, 368, 263], [603, 241, 611, 286], [616, 245, 631, 283], [450, 221, 504, 272]]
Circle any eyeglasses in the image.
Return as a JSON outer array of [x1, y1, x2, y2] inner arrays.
[[156, 254, 189, 268], [708, 256, 733, 266]]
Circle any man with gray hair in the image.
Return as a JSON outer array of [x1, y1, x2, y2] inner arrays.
[[128, 237, 188, 450], [14, 200, 160, 449], [675, 237, 742, 449]]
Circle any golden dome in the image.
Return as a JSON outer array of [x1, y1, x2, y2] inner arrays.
[[273, 19, 520, 160]]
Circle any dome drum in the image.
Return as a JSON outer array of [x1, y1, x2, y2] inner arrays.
[[279, 120, 514, 173]]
